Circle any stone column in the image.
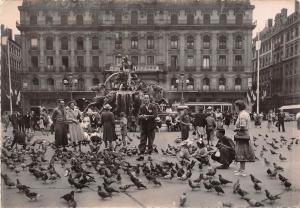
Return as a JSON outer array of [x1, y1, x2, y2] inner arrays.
[[196, 34, 201, 71], [140, 32, 145, 65], [55, 35, 60, 72], [211, 32, 217, 72], [245, 31, 252, 72], [70, 35, 75, 72], [39, 34, 45, 72], [85, 35, 91, 72], [21, 33, 27, 71], [228, 32, 233, 72], [179, 33, 185, 71]]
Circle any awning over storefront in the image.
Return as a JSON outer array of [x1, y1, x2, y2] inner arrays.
[[279, 104, 300, 110]]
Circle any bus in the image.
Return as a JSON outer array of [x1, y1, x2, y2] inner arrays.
[[172, 102, 233, 113]]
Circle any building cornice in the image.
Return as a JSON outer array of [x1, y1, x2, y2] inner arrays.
[[17, 24, 256, 32]]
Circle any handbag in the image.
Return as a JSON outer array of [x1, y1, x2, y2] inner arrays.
[[234, 129, 250, 141]]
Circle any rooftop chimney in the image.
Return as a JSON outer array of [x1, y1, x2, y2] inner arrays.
[[296, 0, 300, 13], [268, 19, 273, 28], [281, 8, 288, 18]]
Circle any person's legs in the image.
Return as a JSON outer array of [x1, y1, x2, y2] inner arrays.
[[278, 122, 281, 132], [138, 129, 147, 155], [147, 130, 155, 154], [282, 122, 285, 132]]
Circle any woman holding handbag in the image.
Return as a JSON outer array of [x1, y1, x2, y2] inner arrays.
[[233, 100, 255, 177]]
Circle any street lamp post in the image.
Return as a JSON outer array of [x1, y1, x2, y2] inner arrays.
[[63, 74, 78, 100], [256, 35, 261, 114], [176, 73, 189, 104]]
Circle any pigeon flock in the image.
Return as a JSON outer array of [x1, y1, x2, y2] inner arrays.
[[1, 128, 300, 207]]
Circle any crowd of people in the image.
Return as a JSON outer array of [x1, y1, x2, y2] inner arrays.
[[2, 93, 297, 177]]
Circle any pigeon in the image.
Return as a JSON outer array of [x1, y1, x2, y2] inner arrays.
[[237, 187, 248, 198], [264, 158, 270, 166], [119, 184, 134, 192], [16, 179, 30, 193], [265, 190, 280, 203], [267, 169, 277, 178], [188, 179, 201, 190], [203, 182, 213, 191], [68, 174, 75, 186], [206, 168, 216, 177], [273, 163, 284, 171], [222, 202, 233, 207], [209, 179, 221, 186], [214, 185, 225, 194], [152, 178, 162, 186], [243, 197, 265, 207], [233, 179, 240, 194], [61, 191, 75, 202], [270, 149, 277, 155], [68, 199, 77, 208], [179, 192, 187, 207], [97, 186, 112, 199], [279, 154, 287, 161], [193, 173, 204, 183], [278, 174, 287, 183], [253, 183, 262, 192], [283, 180, 292, 190], [73, 181, 89, 191], [250, 174, 262, 184], [218, 174, 232, 185], [24, 188, 41, 201], [103, 183, 119, 194]]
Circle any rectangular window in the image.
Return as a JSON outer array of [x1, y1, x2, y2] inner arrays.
[[115, 13, 122, 25], [77, 56, 84, 67], [131, 37, 138, 49], [219, 14, 227, 24], [30, 15, 37, 25], [187, 14, 194, 25], [131, 11, 138, 25], [116, 56, 122, 65], [115, 36, 122, 49], [92, 14, 98, 24], [219, 55, 226, 65], [171, 56, 178, 67], [62, 56, 69, 68], [147, 56, 154, 65], [171, 14, 178, 25], [61, 14, 68, 25], [235, 55, 242, 65], [92, 37, 99, 50], [147, 13, 154, 25], [171, 38, 178, 49], [236, 13, 243, 25], [131, 56, 138, 65], [203, 14, 210, 24], [31, 56, 38, 68], [92, 56, 99, 67], [147, 37, 154, 49], [46, 56, 54, 66], [203, 56, 210, 68], [31, 38, 38, 49], [45, 16, 53, 25], [187, 56, 194, 66]]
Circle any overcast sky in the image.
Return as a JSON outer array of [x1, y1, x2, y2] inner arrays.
[[0, 0, 296, 37]]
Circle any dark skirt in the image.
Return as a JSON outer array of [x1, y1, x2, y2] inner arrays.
[[235, 140, 255, 162], [103, 122, 115, 142], [181, 124, 189, 140], [54, 123, 68, 147]]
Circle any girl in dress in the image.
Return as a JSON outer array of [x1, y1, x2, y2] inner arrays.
[[38, 116, 46, 135], [119, 112, 128, 146], [233, 100, 255, 177]]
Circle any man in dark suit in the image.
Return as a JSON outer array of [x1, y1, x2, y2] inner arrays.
[[136, 94, 158, 161], [277, 109, 285, 132], [194, 107, 207, 139]]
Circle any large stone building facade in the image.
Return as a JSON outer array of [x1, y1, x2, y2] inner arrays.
[[252, 3, 300, 112], [18, 0, 255, 112], [1, 25, 22, 114]]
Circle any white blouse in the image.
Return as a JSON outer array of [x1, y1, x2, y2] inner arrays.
[[235, 110, 250, 130]]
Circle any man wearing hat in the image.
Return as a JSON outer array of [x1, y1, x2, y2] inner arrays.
[[136, 94, 158, 161], [99, 104, 115, 149], [211, 126, 235, 169]]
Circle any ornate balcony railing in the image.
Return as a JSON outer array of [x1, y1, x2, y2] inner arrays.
[[217, 66, 228, 72]]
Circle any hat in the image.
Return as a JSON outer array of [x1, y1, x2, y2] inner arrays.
[[103, 104, 112, 110], [67, 100, 77, 106], [207, 106, 212, 110]]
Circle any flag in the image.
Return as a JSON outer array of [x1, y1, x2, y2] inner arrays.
[[16, 91, 21, 105]]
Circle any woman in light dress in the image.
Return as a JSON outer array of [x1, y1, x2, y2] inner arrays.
[[66, 101, 84, 152]]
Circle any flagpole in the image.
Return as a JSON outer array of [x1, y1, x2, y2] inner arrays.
[[256, 32, 261, 114], [7, 39, 13, 115]]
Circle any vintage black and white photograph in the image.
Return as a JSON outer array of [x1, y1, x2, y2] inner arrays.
[[0, 0, 300, 207]]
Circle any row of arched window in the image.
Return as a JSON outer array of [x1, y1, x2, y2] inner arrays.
[[30, 77, 101, 88], [171, 77, 242, 87], [38, 34, 243, 51]]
